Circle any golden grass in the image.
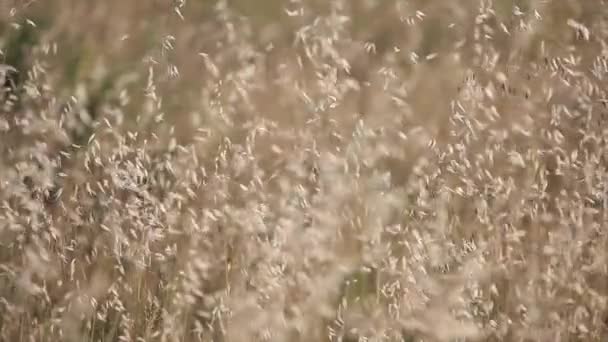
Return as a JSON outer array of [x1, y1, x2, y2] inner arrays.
[[1, 0, 608, 341]]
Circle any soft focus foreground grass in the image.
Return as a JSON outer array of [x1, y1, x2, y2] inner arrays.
[[1, 0, 608, 341]]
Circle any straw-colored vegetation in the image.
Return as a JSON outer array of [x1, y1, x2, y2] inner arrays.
[[1, 1, 607, 341]]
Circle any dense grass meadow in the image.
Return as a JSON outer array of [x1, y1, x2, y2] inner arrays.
[[1, 0, 608, 341]]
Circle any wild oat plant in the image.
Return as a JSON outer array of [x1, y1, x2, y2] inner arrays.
[[1, 1, 608, 341]]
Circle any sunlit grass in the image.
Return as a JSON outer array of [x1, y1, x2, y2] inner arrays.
[[1, 1, 607, 341]]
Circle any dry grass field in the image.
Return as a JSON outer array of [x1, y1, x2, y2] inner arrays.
[[1, 0, 608, 341]]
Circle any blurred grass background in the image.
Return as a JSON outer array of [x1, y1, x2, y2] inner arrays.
[[0, 0, 595, 134]]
